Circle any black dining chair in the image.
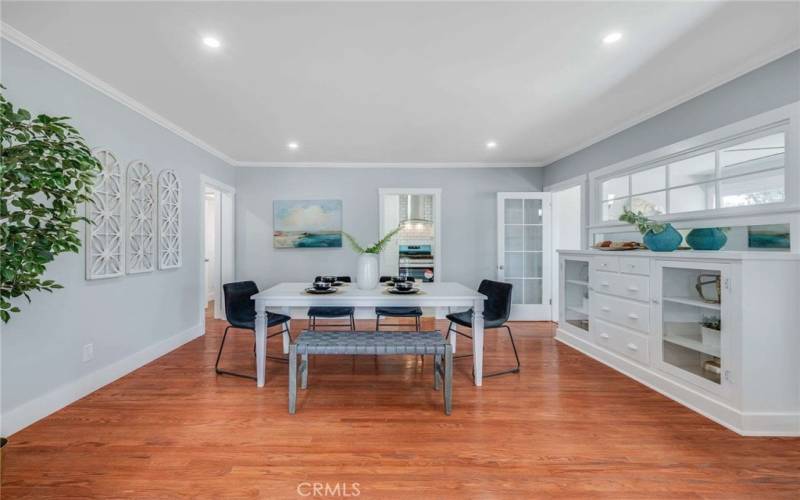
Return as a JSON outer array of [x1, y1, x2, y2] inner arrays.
[[375, 276, 423, 331], [308, 276, 355, 330], [445, 280, 520, 378], [216, 281, 291, 380]]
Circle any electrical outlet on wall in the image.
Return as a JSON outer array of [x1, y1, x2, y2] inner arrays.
[[82, 343, 94, 362]]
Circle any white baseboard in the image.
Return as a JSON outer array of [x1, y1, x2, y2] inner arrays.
[[1, 324, 203, 437], [555, 328, 800, 436]]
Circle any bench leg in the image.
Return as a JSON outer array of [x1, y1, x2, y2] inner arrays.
[[444, 347, 453, 415], [289, 345, 297, 414], [301, 353, 308, 389], [434, 354, 442, 390]]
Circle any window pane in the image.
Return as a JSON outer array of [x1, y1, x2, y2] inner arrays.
[[632, 166, 665, 194], [602, 197, 629, 221], [504, 252, 523, 278], [524, 199, 542, 224], [504, 199, 523, 224], [721, 133, 785, 177], [524, 225, 543, 252], [669, 183, 716, 214], [508, 279, 523, 304], [602, 176, 628, 201], [523, 252, 542, 278], [669, 152, 715, 187], [631, 191, 666, 216], [505, 225, 523, 251], [720, 169, 785, 208], [524, 279, 543, 305]]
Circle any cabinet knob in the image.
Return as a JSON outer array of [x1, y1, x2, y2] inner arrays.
[[601, 306, 610, 312], [601, 282, 610, 287], [627, 286, 639, 292], [627, 313, 639, 320], [600, 333, 609, 339], [626, 343, 638, 351]]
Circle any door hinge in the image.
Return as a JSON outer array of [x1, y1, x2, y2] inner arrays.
[[723, 277, 730, 291], [549, 299, 552, 305]]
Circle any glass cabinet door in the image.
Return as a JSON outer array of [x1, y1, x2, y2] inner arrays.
[[657, 261, 727, 390], [562, 258, 590, 332]]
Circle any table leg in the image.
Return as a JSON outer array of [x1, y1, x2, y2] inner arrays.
[[449, 323, 457, 354], [301, 353, 308, 389], [281, 306, 292, 354], [288, 344, 297, 414], [255, 304, 267, 388], [472, 298, 484, 386]]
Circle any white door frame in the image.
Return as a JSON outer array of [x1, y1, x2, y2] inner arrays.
[[545, 174, 587, 323], [378, 187, 442, 282], [497, 191, 552, 321], [199, 175, 235, 328]]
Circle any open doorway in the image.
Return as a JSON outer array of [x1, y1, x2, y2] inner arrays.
[[548, 177, 585, 323], [200, 176, 235, 325]]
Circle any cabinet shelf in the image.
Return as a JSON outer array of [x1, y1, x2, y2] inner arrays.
[[663, 333, 720, 357], [662, 296, 721, 310], [566, 305, 588, 316], [566, 279, 589, 287]]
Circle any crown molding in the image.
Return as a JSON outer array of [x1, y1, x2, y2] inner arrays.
[[231, 161, 544, 168], [1, 22, 237, 165], [541, 41, 800, 167]]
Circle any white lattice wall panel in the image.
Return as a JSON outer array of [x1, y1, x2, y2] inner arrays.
[[126, 160, 155, 274], [86, 149, 125, 280], [158, 169, 182, 269]]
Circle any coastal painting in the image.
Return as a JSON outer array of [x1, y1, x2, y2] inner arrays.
[[273, 199, 342, 248], [748, 223, 790, 250]]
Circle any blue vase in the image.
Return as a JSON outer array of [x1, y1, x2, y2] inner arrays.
[[686, 228, 727, 251], [643, 224, 682, 252]]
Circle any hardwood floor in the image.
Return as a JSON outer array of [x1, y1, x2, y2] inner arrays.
[[3, 312, 799, 499]]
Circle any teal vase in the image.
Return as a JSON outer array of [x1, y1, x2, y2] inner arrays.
[[686, 228, 727, 251], [643, 224, 682, 252]]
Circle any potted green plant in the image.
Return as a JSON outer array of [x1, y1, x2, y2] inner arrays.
[[618, 208, 682, 252], [344, 227, 402, 289], [700, 316, 721, 349], [1, 87, 101, 451]]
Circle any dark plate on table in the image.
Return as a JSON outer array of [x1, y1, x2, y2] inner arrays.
[[331, 281, 346, 286], [387, 288, 420, 295], [305, 288, 337, 294]]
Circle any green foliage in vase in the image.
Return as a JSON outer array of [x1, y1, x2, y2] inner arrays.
[[618, 207, 666, 235], [343, 226, 402, 254], [1, 87, 101, 322]]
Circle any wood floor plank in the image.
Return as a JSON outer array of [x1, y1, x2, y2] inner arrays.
[[2, 312, 799, 499]]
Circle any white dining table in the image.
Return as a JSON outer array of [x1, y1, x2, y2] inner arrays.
[[250, 281, 487, 387]]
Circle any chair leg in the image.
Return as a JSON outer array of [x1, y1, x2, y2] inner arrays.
[[433, 354, 442, 390], [350, 314, 356, 331], [375, 315, 381, 332], [415, 316, 420, 331], [215, 326, 257, 381], [444, 346, 453, 415], [483, 325, 521, 378]]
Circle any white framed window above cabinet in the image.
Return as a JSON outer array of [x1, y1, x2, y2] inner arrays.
[[589, 102, 800, 242]]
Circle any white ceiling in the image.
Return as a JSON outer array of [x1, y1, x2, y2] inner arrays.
[[2, 1, 799, 167]]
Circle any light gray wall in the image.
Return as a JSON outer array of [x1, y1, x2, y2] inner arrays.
[[235, 167, 542, 290], [543, 50, 800, 187], [0, 40, 235, 433]]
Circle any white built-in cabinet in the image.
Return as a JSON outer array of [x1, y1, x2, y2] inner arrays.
[[557, 249, 800, 436]]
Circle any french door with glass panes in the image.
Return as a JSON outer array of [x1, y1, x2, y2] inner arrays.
[[497, 192, 552, 320]]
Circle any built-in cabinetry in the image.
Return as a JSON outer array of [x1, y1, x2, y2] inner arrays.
[[557, 249, 800, 436]]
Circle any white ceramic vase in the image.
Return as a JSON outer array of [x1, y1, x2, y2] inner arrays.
[[357, 253, 379, 290]]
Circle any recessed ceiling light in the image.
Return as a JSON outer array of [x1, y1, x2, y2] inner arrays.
[[287, 141, 300, 150], [202, 36, 221, 48], [486, 140, 498, 150], [602, 32, 623, 45]]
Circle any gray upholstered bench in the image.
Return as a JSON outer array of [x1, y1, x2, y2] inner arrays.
[[288, 330, 453, 415]]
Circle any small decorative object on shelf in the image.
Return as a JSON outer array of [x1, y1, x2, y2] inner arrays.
[[686, 227, 728, 251], [703, 358, 722, 376], [344, 227, 401, 290], [700, 316, 721, 349], [695, 274, 721, 303], [618, 208, 682, 252]]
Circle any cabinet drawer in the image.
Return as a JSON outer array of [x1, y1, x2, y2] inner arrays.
[[593, 318, 650, 366], [591, 270, 650, 302], [620, 257, 650, 276], [590, 256, 619, 273], [591, 292, 651, 333]]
